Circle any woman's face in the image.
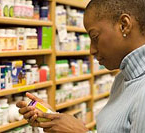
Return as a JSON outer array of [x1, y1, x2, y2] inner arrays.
[[84, 10, 129, 70]]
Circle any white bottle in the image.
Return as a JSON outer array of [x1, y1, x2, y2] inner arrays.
[[25, 28, 32, 50], [25, 0, 34, 18], [26, 59, 39, 83], [0, 98, 9, 125], [20, 0, 26, 18], [1, 0, 9, 17], [0, 107, 3, 125], [24, 64, 32, 85], [38, 89, 48, 103], [31, 28, 38, 49], [0, 29, 6, 51], [14, 0, 21, 18]]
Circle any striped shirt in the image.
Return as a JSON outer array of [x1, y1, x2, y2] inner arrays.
[[97, 45, 145, 133]]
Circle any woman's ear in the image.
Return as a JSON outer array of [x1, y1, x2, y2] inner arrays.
[[119, 14, 133, 37]]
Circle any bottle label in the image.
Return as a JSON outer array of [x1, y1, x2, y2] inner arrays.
[[14, 6, 21, 17]]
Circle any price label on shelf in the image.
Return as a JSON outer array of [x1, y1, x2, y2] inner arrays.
[[18, 85, 35, 92]]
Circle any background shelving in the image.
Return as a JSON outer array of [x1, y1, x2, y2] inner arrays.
[[0, 0, 119, 132]]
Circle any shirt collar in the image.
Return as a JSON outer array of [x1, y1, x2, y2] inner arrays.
[[120, 45, 145, 80]]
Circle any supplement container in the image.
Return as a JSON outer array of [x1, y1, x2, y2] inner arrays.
[[26, 59, 39, 83], [24, 64, 32, 85], [0, 107, 3, 125], [0, 29, 6, 51], [31, 28, 38, 49], [40, 64, 50, 80], [14, 0, 21, 17], [38, 89, 48, 103], [25, 0, 34, 18], [0, 98, 9, 125]]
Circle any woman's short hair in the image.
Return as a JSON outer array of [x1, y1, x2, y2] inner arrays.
[[85, 0, 145, 34]]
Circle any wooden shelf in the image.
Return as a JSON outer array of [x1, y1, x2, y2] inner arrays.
[[0, 81, 53, 97], [0, 49, 52, 57], [56, 50, 90, 56], [0, 119, 27, 133], [65, 108, 82, 115], [94, 92, 110, 101], [56, 95, 92, 110], [94, 69, 119, 76], [0, 17, 53, 26], [56, 74, 92, 85], [86, 121, 96, 129], [67, 25, 87, 33], [56, 0, 90, 9]]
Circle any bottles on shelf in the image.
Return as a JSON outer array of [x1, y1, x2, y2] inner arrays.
[[0, 27, 52, 52], [56, 80, 90, 104], [0, 0, 50, 21], [56, 32, 90, 51], [0, 59, 50, 90], [55, 59, 90, 79], [0, 88, 48, 126], [93, 74, 115, 95]]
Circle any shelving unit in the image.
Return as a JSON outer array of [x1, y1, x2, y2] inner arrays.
[[0, 81, 53, 97], [0, 0, 119, 132], [67, 25, 87, 33], [0, 49, 52, 57], [86, 121, 96, 129], [56, 50, 90, 56], [56, 74, 92, 85], [94, 92, 110, 101], [56, 95, 92, 110], [0, 120, 27, 133], [0, 17, 53, 26]]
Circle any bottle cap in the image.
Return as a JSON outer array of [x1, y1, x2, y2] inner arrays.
[[26, 59, 36, 64]]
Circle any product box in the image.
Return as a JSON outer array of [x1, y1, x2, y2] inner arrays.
[[0, 66, 6, 89], [38, 27, 52, 49], [4, 60, 23, 87]]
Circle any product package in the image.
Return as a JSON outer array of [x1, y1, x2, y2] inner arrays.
[[37, 27, 52, 49], [28, 100, 55, 122]]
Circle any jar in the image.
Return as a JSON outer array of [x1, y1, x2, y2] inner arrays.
[[38, 89, 48, 103], [40, 64, 50, 80], [26, 59, 39, 83], [0, 98, 9, 125], [24, 64, 32, 85]]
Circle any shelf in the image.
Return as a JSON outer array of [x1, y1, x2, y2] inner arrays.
[[94, 92, 110, 101], [94, 69, 119, 76], [0, 119, 27, 133], [56, 74, 92, 85], [0, 17, 53, 26], [0, 49, 52, 57], [85, 121, 96, 129], [0, 81, 53, 97], [67, 25, 87, 33], [56, 95, 92, 110], [65, 108, 82, 115], [56, 50, 90, 56], [56, 0, 90, 9]]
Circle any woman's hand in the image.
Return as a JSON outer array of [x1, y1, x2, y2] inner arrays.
[[16, 92, 53, 126], [37, 113, 88, 133]]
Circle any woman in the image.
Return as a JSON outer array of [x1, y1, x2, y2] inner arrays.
[[17, 0, 145, 132]]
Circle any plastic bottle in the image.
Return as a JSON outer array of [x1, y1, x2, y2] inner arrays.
[[1, 0, 9, 17], [0, 98, 9, 125], [16, 27, 25, 50], [0, 29, 6, 51], [40, 64, 50, 80], [24, 64, 32, 85], [0, 107, 3, 125], [14, 0, 21, 18], [38, 89, 48, 103], [40, 0, 49, 21], [20, 0, 26, 18], [33, 0, 40, 20], [31, 28, 38, 49], [26, 59, 39, 83], [25, 0, 34, 18], [5, 29, 13, 50], [25, 28, 32, 50], [9, 0, 14, 17]]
